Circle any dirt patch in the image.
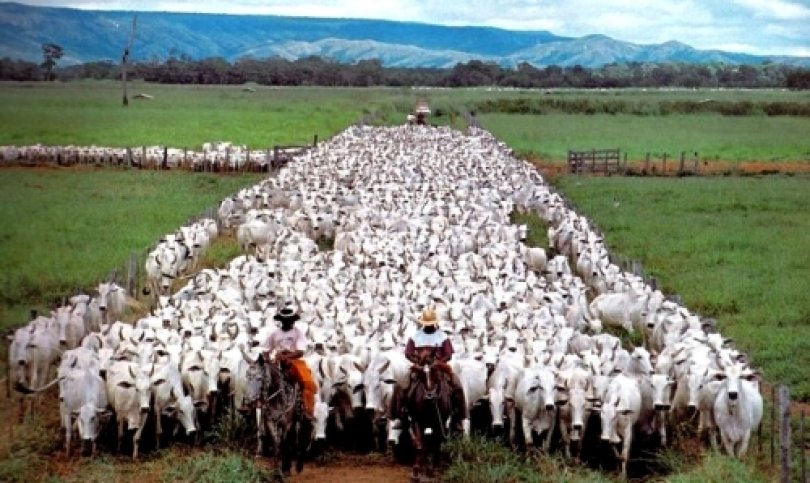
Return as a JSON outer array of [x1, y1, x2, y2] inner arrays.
[[287, 462, 412, 483]]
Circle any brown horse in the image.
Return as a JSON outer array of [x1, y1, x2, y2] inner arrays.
[[404, 352, 454, 481], [244, 354, 312, 477]]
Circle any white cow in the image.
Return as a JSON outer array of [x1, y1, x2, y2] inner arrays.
[[589, 289, 664, 334], [105, 361, 152, 459], [58, 367, 110, 456], [599, 373, 641, 478], [97, 282, 128, 325], [713, 362, 763, 458], [513, 366, 557, 451], [147, 360, 197, 448]]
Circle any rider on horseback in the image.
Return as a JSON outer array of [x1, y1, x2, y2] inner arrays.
[[261, 307, 317, 421], [395, 308, 469, 432]]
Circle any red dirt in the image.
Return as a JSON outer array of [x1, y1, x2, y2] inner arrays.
[[286, 462, 413, 483]]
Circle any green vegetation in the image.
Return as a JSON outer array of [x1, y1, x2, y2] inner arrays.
[[480, 113, 810, 162], [551, 175, 810, 400], [444, 436, 613, 483], [444, 435, 775, 482], [0, 168, 264, 332], [161, 452, 272, 483], [0, 81, 368, 148]]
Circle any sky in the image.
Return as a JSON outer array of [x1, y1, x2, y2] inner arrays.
[[12, 0, 810, 57]]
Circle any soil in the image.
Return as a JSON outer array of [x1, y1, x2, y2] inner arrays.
[[285, 461, 412, 483]]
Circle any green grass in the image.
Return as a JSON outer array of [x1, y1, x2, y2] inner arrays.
[[551, 175, 810, 400], [443, 436, 613, 483], [0, 81, 372, 148], [160, 452, 272, 483], [443, 435, 776, 482], [0, 168, 264, 332], [480, 113, 810, 162]]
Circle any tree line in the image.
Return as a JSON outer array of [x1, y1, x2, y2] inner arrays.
[[2, 53, 809, 89]]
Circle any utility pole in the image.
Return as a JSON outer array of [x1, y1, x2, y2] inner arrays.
[[122, 15, 137, 107]]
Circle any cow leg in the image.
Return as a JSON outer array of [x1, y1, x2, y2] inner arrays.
[[521, 415, 533, 448], [738, 429, 752, 458], [621, 426, 633, 479], [544, 416, 557, 454], [559, 421, 572, 458], [132, 413, 147, 459], [155, 409, 163, 450], [255, 408, 264, 456], [117, 418, 125, 453], [64, 413, 72, 457]]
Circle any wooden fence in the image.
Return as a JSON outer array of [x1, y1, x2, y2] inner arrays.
[[568, 148, 624, 175], [639, 151, 701, 176]]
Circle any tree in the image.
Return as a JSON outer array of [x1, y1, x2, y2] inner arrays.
[[41, 43, 63, 81]]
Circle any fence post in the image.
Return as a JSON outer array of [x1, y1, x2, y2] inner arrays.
[[772, 384, 777, 466], [781, 385, 791, 483], [802, 410, 806, 483], [645, 153, 650, 173], [313, 134, 319, 147], [694, 152, 699, 175], [679, 151, 685, 173], [662, 153, 668, 174]]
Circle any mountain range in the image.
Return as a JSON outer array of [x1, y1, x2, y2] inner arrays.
[[1, 2, 808, 68]]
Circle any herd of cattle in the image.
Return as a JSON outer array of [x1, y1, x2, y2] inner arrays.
[[6, 124, 762, 477], [0, 142, 302, 171]]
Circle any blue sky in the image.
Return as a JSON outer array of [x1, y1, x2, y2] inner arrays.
[[13, 0, 810, 56]]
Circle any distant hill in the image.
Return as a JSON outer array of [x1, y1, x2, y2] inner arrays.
[[1, 2, 808, 68]]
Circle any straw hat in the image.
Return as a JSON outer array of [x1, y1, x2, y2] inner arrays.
[[274, 307, 300, 324], [419, 308, 438, 327]]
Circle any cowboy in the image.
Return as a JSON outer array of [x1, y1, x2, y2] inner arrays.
[[261, 307, 317, 421], [397, 308, 469, 430]]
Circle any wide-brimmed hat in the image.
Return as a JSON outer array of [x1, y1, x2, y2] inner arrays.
[[274, 307, 300, 324], [420, 308, 438, 327]]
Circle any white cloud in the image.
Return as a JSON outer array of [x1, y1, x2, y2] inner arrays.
[[732, 0, 810, 20], [10, 0, 810, 57]]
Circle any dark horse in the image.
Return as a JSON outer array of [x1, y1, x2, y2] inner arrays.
[[404, 351, 454, 481], [244, 354, 312, 477]]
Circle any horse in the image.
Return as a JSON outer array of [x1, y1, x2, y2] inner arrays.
[[403, 351, 454, 481], [244, 354, 312, 477]]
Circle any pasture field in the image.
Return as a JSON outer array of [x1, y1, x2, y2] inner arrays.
[[548, 174, 810, 401], [480, 113, 810, 162], [2, 82, 810, 164], [0, 168, 265, 333], [0, 81, 372, 148]]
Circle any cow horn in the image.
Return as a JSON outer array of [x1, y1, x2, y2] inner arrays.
[[128, 365, 135, 379]]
